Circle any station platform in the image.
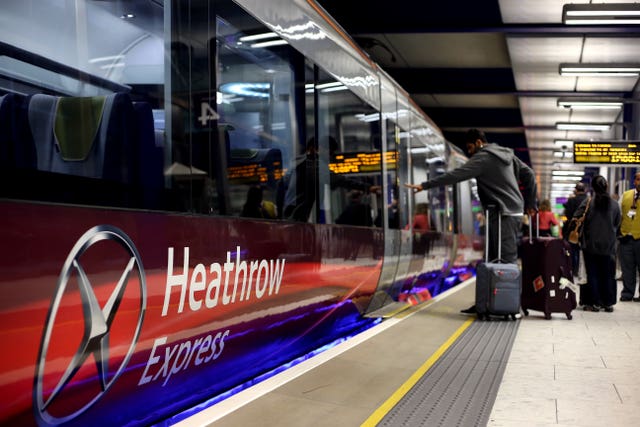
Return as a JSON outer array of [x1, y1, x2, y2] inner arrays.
[[173, 279, 640, 427]]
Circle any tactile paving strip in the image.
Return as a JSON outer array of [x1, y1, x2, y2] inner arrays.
[[378, 319, 519, 427]]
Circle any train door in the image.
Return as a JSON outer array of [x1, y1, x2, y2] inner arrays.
[[363, 83, 410, 313]]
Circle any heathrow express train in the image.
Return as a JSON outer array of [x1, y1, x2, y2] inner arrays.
[[0, 0, 483, 425]]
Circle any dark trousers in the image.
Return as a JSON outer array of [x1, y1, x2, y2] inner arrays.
[[619, 238, 640, 299], [487, 214, 521, 264], [569, 242, 581, 277], [583, 251, 617, 307]]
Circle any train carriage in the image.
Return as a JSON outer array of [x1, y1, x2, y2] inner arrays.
[[0, 1, 482, 425]]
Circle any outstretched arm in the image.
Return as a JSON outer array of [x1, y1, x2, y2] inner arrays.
[[404, 183, 423, 193]]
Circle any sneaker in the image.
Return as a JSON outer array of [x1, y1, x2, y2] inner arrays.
[[460, 305, 477, 314], [603, 306, 614, 312], [620, 296, 633, 302], [583, 305, 600, 312]]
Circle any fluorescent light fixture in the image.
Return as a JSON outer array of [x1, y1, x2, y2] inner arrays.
[[320, 85, 348, 93], [559, 63, 640, 77], [250, 39, 288, 48], [355, 113, 381, 123], [315, 81, 343, 90], [239, 32, 278, 42], [557, 97, 624, 110], [556, 122, 611, 131], [552, 175, 581, 181], [563, 3, 640, 25], [552, 183, 578, 189], [553, 151, 573, 158], [552, 170, 583, 176], [554, 139, 574, 147], [89, 55, 124, 64], [219, 82, 270, 98], [410, 147, 430, 154]]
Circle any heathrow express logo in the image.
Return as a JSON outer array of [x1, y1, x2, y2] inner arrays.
[[33, 225, 147, 426]]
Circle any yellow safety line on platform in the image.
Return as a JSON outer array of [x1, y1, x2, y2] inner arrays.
[[360, 317, 475, 427]]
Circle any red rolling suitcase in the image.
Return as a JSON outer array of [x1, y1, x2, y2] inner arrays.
[[520, 216, 576, 319]]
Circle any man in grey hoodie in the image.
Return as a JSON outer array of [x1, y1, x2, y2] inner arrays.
[[406, 129, 537, 313]]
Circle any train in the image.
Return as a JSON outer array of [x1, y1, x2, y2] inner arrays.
[[0, 0, 483, 425]]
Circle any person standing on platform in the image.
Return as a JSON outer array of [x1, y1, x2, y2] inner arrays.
[[574, 175, 620, 312], [563, 182, 588, 279], [536, 199, 561, 237], [618, 171, 640, 302], [404, 128, 537, 314]]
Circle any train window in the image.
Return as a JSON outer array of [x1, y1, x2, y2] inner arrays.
[[316, 68, 382, 226], [0, 0, 168, 210], [276, 60, 317, 222], [384, 118, 401, 230]]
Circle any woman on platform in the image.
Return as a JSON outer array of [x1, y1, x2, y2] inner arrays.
[[573, 175, 621, 312]]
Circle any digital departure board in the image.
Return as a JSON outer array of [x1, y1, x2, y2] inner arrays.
[[330, 151, 397, 174], [573, 142, 640, 164]]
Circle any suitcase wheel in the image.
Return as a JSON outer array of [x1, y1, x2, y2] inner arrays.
[[566, 312, 573, 320], [510, 314, 517, 321], [523, 309, 529, 316], [544, 312, 552, 320]]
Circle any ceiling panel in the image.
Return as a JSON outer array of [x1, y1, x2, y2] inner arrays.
[[382, 33, 511, 68], [567, 108, 621, 123], [508, 37, 583, 91], [575, 76, 639, 92], [583, 37, 640, 61], [427, 94, 519, 108], [518, 97, 570, 126]]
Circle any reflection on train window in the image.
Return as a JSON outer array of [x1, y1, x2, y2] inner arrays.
[[316, 69, 382, 226], [0, 1, 167, 210], [0, 0, 383, 224], [216, 10, 299, 219]]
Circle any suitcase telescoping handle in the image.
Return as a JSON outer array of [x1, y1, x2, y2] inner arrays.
[[485, 207, 502, 263], [527, 211, 539, 243]]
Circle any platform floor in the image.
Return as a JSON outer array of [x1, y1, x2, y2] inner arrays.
[[175, 279, 640, 427]]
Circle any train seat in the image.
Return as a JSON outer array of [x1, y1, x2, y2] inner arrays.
[[27, 92, 137, 183], [133, 101, 164, 207], [0, 93, 35, 170]]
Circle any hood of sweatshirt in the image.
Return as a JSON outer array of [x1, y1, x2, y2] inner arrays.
[[480, 143, 513, 165]]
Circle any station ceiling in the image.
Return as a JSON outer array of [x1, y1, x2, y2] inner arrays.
[[316, 0, 640, 199]]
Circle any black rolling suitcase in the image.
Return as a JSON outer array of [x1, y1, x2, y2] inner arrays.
[[520, 215, 577, 319], [475, 208, 521, 321]]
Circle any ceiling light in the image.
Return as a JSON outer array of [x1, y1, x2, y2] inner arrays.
[[563, 3, 640, 25], [552, 175, 580, 181], [554, 139, 574, 147], [557, 97, 624, 110], [553, 151, 573, 158], [552, 171, 584, 178], [250, 39, 288, 48], [239, 32, 279, 42], [559, 63, 640, 77], [556, 122, 611, 131]]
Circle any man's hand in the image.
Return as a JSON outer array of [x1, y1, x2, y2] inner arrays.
[[369, 185, 382, 194], [404, 183, 423, 193]]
